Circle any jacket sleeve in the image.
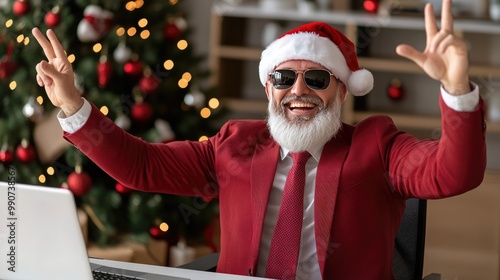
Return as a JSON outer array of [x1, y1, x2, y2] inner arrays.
[[63, 103, 220, 198], [387, 96, 487, 199]]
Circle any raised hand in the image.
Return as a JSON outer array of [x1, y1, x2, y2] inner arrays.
[[32, 28, 83, 116], [396, 0, 470, 95]]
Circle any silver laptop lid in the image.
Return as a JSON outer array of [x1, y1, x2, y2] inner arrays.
[[0, 181, 93, 280]]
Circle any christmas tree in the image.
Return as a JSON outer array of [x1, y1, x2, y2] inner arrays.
[[0, 0, 220, 250]]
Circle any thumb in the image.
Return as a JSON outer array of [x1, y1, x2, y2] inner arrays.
[[396, 44, 425, 67]]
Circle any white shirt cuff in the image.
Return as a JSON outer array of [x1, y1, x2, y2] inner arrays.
[[57, 98, 91, 133], [440, 82, 479, 112]]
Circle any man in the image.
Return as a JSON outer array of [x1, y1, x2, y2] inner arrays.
[[32, 0, 486, 279]]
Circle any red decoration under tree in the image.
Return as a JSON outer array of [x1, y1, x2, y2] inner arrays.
[[115, 182, 133, 194], [16, 139, 36, 163], [124, 59, 143, 77], [97, 56, 113, 88], [13, 0, 30, 16], [139, 70, 160, 95], [163, 22, 181, 41], [131, 101, 153, 124], [45, 7, 62, 28], [0, 44, 18, 80], [66, 165, 92, 196], [387, 79, 405, 101], [0, 144, 14, 166], [363, 0, 380, 14], [0, 59, 17, 80], [149, 226, 166, 240]]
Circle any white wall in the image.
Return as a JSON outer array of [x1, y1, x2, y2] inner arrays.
[[180, 0, 217, 59]]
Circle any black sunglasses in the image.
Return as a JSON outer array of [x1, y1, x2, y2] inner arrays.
[[269, 69, 336, 91]]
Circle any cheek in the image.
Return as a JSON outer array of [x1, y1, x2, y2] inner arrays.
[[322, 85, 342, 107], [319, 95, 332, 108], [270, 90, 286, 105]]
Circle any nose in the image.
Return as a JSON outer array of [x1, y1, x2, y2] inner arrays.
[[290, 72, 310, 96]]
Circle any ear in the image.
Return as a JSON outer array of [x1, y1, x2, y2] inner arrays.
[[265, 81, 273, 101], [338, 82, 347, 103]]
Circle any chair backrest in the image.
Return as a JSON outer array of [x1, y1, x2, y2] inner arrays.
[[392, 198, 427, 280]]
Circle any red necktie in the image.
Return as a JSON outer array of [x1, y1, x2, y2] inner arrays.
[[265, 152, 311, 280]]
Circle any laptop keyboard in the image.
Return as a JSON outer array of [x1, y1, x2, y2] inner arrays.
[[93, 270, 146, 280]]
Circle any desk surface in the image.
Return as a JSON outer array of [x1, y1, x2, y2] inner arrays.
[[89, 258, 270, 280]]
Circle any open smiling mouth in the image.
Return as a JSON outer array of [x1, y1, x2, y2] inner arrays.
[[287, 101, 317, 111]]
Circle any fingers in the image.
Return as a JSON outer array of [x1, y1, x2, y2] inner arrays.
[[437, 35, 456, 53], [32, 28, 56, 60], [441, 0, 453, 32], [436, 34, 467, 55], [32, 28, 68, 61], [396, 44, 425, 67], [36, 74, 44, 87], [424, 3, 438, 44], [428, 30, 452, 53], [35, 61, 54, 87], [46, 29, 67, 59]]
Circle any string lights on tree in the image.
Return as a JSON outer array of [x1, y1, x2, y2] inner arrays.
[[0, 0, 222, 250]]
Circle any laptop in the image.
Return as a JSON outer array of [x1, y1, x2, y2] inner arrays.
[[0, 181, 188, 280]]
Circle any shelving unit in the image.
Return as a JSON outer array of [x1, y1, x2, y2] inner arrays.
[[209, 2, 500, 133], [209, 2, 500, 279]]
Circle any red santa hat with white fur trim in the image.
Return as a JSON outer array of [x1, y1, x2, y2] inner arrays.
[[259, 22, 373, 96]]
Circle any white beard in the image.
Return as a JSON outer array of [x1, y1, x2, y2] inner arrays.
[[266, 90, 343, 152]]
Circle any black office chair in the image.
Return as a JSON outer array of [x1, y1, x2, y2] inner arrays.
[[180, 198, 441, 280], [394, 199, 440, 280]]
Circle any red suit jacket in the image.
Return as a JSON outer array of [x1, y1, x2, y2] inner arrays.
[[64, 97, 486, 279]]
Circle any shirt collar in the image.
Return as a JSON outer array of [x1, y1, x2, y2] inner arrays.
[[280, 145, 323, 162]]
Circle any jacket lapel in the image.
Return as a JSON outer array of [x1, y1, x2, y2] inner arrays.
[[315, 128, 351, 274], [250, 137, 279, 271]]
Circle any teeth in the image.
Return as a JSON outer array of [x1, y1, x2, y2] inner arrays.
[[289, 102, 315, 109]]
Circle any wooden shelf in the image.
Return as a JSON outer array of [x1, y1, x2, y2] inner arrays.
[[217, 46, 262, 60], [487, 121, 500, 133], [221, 98, 268, 114], [360, 57, 500, 78], [352, 111, 441, 130], [215, 48, 500, 79], [220, 98, 500, 134], [213, 2, 500, 35]]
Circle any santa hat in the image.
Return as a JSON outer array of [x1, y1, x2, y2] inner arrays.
[[259, 22, 373, 96]]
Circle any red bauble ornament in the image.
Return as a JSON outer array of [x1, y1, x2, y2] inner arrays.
[[97, 57, 113, 88], [131, 102, 153, 124], [363, 0, 379, 14], [67, 168, 92, 196], [387, 79, 405, 101], [139, 74, 160, 95], [115, 182, 133, 194], [0, 58, 18, 80], [124, 60, 143, 77], [44, 11, 61, 28], [16, 140, 36, 163], [13, 0, 30, 16], [0, 147, 14, 166], [149, 226, 166, 240], [163, 23, 181, 41]]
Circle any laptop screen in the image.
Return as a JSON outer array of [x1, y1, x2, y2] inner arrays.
[[0, 181, 93, 280]]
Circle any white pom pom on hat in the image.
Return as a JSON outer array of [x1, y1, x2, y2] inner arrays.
[[259, 22, 373, 96]]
